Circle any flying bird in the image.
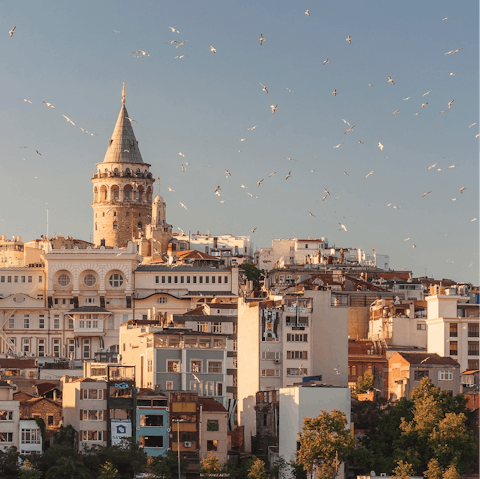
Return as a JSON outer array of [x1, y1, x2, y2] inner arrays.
[[448, 165, 455, 168], [270, 104, 278, 114], [365, 170, 374, 179], [179, 202, 188, 210], [9, 27, 16, 37], [421, 102, 428, 109], [368, 84, 374, 87], [322, 195, 327, 201], [442, 17, 449, 21], [393, 205, 400, 209], [451, 198, 457, 201], [332, 89, 337, 96], [412, 244, 416, 248], [241, 184, 247, 188], [285, 171, 291, 180], [323, 59, 329, 65], [247, 192, 258, 198], [305, 9, 310, 16], [23, 99, 32, 103], [448, 99, 454, 109], [445, 48, 463, 55], [323, 188, 330, 196], [179, 152, 185, 157], [422, 191, 432, 197], [344, 125, 355, 134], [471, 218, 477, 222], [331, 143, 342, 149], [388, 76, 395, 85], [268, 172, 276, 177], [260, 82, 268, 93], [308, 211, 316, 218], [358, 140, 364, 144], [62, 115, 75, 126], [422, 90, 432, 97], [284, 157, 296, 161], [167, 187, 175, 192], [35, 150, 42, 156], [133, 50, 150, 56], [181, 164, 186, 172], [468, 122, 477, 128], [460, 187, 466, 194], [344, 171, 349, 176], [251, 227, 257, 233], [126, 117, 137, 123], [209, 45, 216, 53], [449, 72, 455, 75], [247, 125, 257, 131], [403, 97, 411, 101], [286, 88, 294, 92], [403, 238, 410, 241], [342, 119, 351, 126], [260, 33, 265, 45], [168, 27, 180, 33], [42, 102, 55, 109], [114, 30, 120, 33], [428, 162, 438, 170], [257, 179, 264, 186], [392, 110, 400, 116], [378, 142, 384, 151], [339, 223, 347, 232], [346, 34, 351, 44], [225, 169, 231, 177]]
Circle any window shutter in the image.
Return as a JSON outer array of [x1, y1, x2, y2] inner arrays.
[[103, 430, 107, 441], [80, 409, 83, 420]]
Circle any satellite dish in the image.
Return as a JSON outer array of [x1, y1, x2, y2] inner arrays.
[[17, 352, 22, 357]]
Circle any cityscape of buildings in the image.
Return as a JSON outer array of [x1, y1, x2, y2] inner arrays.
[[0, 91, 478, 477]]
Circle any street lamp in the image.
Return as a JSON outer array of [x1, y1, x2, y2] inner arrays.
[[173, 419, 184, 479]]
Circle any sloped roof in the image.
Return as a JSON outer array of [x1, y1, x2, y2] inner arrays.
[[182, 305, 206, 315], [198, 397, 228, 412], [102, 88, 144, 164], [36, 382, 60, 396], [176, 250, 220, 261], [395, 352, 459, 366], [0, 358, 36, 369], [206, 303, 237, 310]]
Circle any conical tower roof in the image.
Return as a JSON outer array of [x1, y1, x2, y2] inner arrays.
[[102, 84, 144, 164]]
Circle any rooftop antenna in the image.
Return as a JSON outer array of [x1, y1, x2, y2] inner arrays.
[[157, 176, 161, 197], [122, 81, 126, 104]]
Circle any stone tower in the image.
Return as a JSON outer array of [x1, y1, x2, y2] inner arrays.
[[92, 84, 155, 247]]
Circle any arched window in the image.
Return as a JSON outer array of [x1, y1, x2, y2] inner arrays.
[[84, 274, 97, 287], [124, 189, 130, 200], [125, 168, 131, 176], [100, 185, 108, 201], [113, 212, 117, 217], [109, 273, 124, 287], [112, 186, 119, 200], [113, 222, 118, 230], [114, 168, 119, 176]]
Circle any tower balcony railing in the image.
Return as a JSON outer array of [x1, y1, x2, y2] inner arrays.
[[92, 172, 153, 180]]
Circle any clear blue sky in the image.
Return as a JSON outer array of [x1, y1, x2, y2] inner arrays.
[[0, 1, 478, 283]]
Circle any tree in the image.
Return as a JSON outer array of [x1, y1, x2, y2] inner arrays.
[[97, 461, 120, 479], [240, 264, 265, 290], [424, 458, 443, 479], [442, 465, 461, 479], [391, 460, 414, 479], [0, 446, 20, 479], [19, 460, 42, 479], [152, 450, 187, 479], [46, 456, 91, 479], [355, 371, 375, 395], [248, 457, 267, 479], [201, 451, 223, 474], [296, 409, 356, 479]]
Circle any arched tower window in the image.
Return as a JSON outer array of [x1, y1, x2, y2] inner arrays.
[[100, 185, 108, 201], [111, 186, 119, 200], [147, 186, 153, 203], [114, 168, 119, 176], [93, 187, 98, 202], [125, 168, 131, 177], [137, 186, 144, 202], [113, 211, 117, 217], [113, 221, 118, 230], [95, 223, 97, 231], [124, 185, 133, 200]]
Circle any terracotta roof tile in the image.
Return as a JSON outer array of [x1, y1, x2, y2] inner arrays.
[[394, 352, 459, 366], [198, 397, 228, 412]]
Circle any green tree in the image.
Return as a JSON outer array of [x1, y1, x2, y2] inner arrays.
[[424, 458, 443, 479], [34, 443, 76, 477], [46, 456, 91, 479], [248, 457, 267, 479], [240, 264, 265, 290], [355, 371, 375, 395], [201, 451, 223, 474], [391, 460, 414, 479], [97, 461, 120, 479], [152, 450, 187, 479], [296, 409, 356, 479], [442, 465, 461, 479], [0, 446, 20, 479]]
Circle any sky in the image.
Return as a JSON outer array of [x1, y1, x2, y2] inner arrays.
[[0, 1, 478, 283]]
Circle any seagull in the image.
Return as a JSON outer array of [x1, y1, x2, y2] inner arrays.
[[133, 50, 150, 56], [388, 76, 395, 85], [23, 99, 32, 103], [305, 9, 310, 16], [251, 227, 257, 233], [285, 157, 296, 161], [174, 55, 185, 59], [439, 110, 446, 114], [260, 82, 268, 93], [308, 211, 316, 218], [20, 146, 29, 149], [268, 172, 276, 177], [241, 184, 247, 188], [471, 218, 477, 222], [286, 88, 294, 92], [219, 200, 225, 203], [209, 45, 216, 53], [332, 89, 337, 96], [451, 198, 457, 201], [392, 110, 400, 116], [322, 195, 327, 201], [428, 162, 438, 170], [412, 244, 416, 248], [179, 202, 188, 210], [323, 59, 329, 65], [422, 191, 432, 197], [179, 152, 185, 157], [260, 33, 265, 45], [448, 99, 454, 109], [468, 122, 477, 128], [421, 102, 428, 109], [270, 104, 278, 114], [331, 143, 342, 149], [460, 187, 466, 194], [422, 90, 432, 97], [225, 169, 231, 177], [247, 126, 257, 132], [62, 115, 75, 126], [339, 223, 347, 232], [166, 40, 179, 44], [285, 171, 291, 180], [168, 26, 180, 33], [9, 27, 16, 37], [342, 119, 351, 126], [445, 48, 463, 55], [344, 171, 349, 176], [257, 179, 264, 186], [239, 138, 247, 142], [403, 97, 411, 101], [175, 41, 188, 49], [43, 102, 55, 109], [346, 34, 351, 44], [437, 168, 443, 172], [403, 238, 410, 241], [378, 142, 384, 151], [181, 164, 186, 172], [114, 30, 120, 33], [126, 117, 137, 123], [167, 187, 175, 192], [344, 125, 355, 134], [448, 165, 455, 168], [393, 205, 400, 209], [324, 188, 330, 195], [358, 140, 364, 144], [365, 170, 374, 179], [35, 150, 42, 156], [449, 72, 455, 75], [247, 192, 258, 198], [420, 357, 430, 364], [442, 17, 449, 21], [413, 112, 422, 116]]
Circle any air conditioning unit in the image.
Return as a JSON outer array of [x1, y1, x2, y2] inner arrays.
[[184, 441, 192, 448]]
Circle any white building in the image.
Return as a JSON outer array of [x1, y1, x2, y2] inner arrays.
[[278, 384, 351, 473], [0, 380, 20, 452], [237, 289, 349, 452], [19, 419, 42, 456]]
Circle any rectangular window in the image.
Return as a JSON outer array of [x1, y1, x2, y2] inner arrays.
[[216, 382, 223, 396], [287, 368, 308, 376], [450, 341, 458, 356], [261, 351, 280, 360], [414, 370, 429, 380], [38, 339, 45, 357], [166, 381, 173, 390], [468, 341, 479, 356], [218, 276, 222, 284], [224, 276, 228, 283], [0, 411, 13, 421], [206, 381, 214, 396], [191, 360, 202, 373], [7, 276, 11, 283], [39, 315, 45, 329], [468, 323, 479, 337], [287, 334, 308, 342], [8, 317, 14, 329], [287, 351, 308, 359], [24, 315, 30, 329], [167, 360, 180, 373], [187, 276, 190, 284], [68, 318, 74, 329], [211, 322, 222, 333], [449, 323, 458, 337], [22, 338, 30, 354], [205, 276, 209, 284], [207, 440, 218, 451], [139, 414, 164, 427], [38, 276, 42, 283], [21, 429, 41, 444], [0, 276, 4, 283], [208, 361, 222, 373], [28, 276, 32, 283], [68, 339, 75, 359], [82, 389, 104, 400], [438, 371, 453, 381], [261, 369, 280, 377], [83, 431, 103, 441], [207, 419, 219, 431], [417, 323, 426, 330], [180, 276, 184, 284], [0, 433, 13, 442], [161, 276, 166, 284], [53, 339, 61, 357], [197, 322, 209, 333], [83, 339, 90, 359], [53, 316, 60, 329], [168, 276, 172, 284], [174, 276, 178, 284], [468, 359, 479, 370], [14, 276, 18, 283], [199, 276, 203, 284], [21, 276, 25, 283]]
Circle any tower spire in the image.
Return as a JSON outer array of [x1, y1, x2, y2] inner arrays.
[[122, 81, 126, 103]]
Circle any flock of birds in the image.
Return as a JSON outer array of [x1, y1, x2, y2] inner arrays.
[[7, 11, 477, 271]]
